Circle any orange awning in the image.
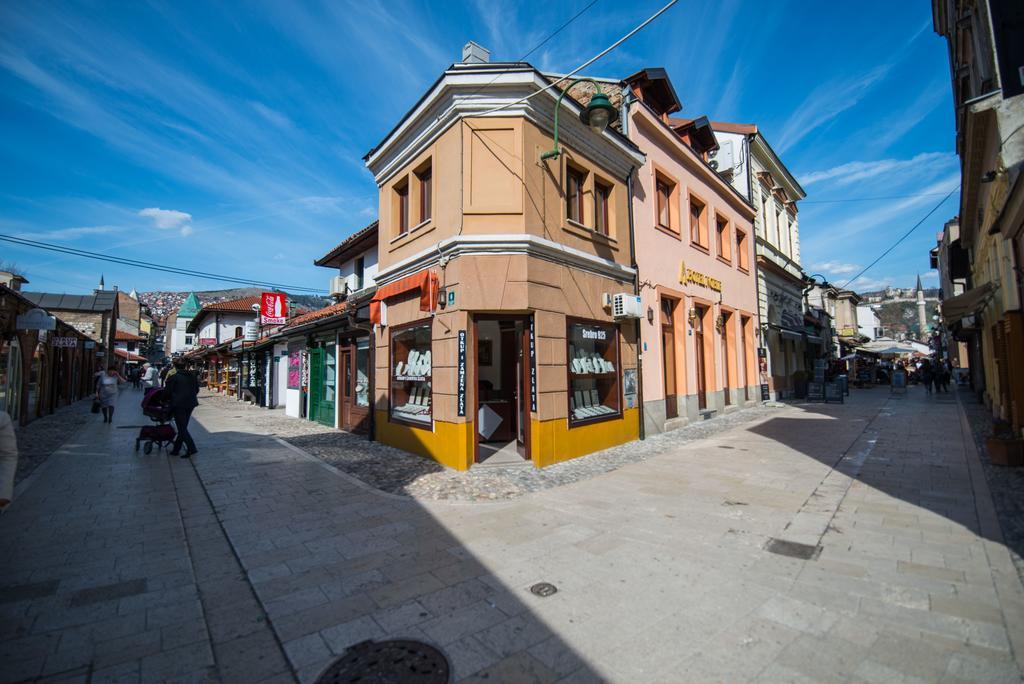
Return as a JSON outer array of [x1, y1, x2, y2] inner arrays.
[[369, 270, 438, 324]]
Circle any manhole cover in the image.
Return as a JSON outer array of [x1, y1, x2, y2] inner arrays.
[[764, 538, 821, 560], [315, 639, 449, 683], [529, 582, 558, 597]]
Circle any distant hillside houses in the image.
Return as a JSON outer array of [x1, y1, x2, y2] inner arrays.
[[860, 285, 940, 305]]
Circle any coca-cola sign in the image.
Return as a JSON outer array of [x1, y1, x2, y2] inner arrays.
[[261, 292, 287, 325]]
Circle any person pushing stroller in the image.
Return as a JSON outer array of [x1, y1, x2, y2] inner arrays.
[[165, 359, 200, 458]]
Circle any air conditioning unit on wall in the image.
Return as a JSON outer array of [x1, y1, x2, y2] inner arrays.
[[329, 274, 360, 296], [708, 139, 735, 173], [612, 293, 643, 319]]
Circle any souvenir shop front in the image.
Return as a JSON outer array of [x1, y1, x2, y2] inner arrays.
[[372, 259, 640, 471]]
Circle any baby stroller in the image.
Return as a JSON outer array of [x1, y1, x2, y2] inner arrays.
[[136, 388, 176, 455]]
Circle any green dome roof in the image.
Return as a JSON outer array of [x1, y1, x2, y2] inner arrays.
[[177, 292, 202, 318]]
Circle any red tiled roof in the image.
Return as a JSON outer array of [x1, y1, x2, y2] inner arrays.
[[281, 301, 349, 330], [114, 349, 146, 361], [314, 221, 378, 267], [669, 118, 758, 136], [202, 296, 263, 313], [115, 330, 144, 341]]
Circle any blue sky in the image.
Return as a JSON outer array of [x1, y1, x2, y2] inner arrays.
[[0, 0, 955, 295]]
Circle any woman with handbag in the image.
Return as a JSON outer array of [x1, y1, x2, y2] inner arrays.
[[95, 365, 126, 424]]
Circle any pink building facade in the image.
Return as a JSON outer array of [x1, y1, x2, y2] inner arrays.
[[626, 70, 759, 434]]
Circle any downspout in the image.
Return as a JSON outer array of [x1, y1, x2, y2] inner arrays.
[[620, 87, 645, 441], [747, 133, 767, 402]]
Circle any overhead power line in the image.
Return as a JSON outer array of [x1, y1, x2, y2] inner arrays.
[[475, 0, 678, 116], [838, 185, 960, 289], [802, 192, 952, 204], [0, 234, 327, 293]]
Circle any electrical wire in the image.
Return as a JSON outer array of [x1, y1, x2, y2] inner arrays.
[[0, 234, 327, 293], [837, 185, 960, 289], [473, 0, 678, 116], [802, 192, 952, 204]]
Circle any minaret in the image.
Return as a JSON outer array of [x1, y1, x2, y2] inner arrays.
[[916, 274, 927, 336]]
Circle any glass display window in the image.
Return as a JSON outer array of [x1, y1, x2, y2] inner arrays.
[[567, 319, 621, 425], [390, 321, 432, 427], [355, 339, 370, 407]]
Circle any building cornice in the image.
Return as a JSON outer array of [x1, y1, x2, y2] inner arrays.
[[374, 233, 636, 287], [750, 134, 805, 201], [365, 68, 645, 187]]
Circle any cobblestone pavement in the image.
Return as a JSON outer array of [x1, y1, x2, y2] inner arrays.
[[199, 390, 782, 501], [13, 396, 97, 487], [959, 388, 1024, 586], [2, 385, 1023, 683]]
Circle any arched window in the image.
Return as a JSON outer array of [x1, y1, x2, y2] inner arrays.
[[234, 326, 243, 338]]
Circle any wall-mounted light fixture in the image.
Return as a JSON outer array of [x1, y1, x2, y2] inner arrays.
[[540, 78, 619, 161], [646, 306, 654, 324], [715, 313, 726, 333], [687, 308, 698, 327]]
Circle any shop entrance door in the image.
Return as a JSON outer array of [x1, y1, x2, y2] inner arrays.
[[474, 315, 531, 465], [694, 305, 707, 410], [339, 348, 352, 429], [308, 347, 324, 423], [661, 297, 678, 419], [721, 312, 731, 406]]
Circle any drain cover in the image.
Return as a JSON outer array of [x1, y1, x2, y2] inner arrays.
[[529, 582, 558, 597], [315, 639, 449, 684], [764, 538, 821, 560]]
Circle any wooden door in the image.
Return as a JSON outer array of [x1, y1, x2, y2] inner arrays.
[[340, 348, 352, 430], [317, 345, 336, 428], [694, 307, 707, 410], [661, 298, 677, 419], [721, 318, 731, 406], [308, 347, 324, 423], [517, 319, 531, 458]]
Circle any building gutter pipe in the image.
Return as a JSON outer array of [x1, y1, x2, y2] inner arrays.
[[621, 89, 645, 440]]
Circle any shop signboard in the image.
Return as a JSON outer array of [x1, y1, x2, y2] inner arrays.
[[261, 292, 287, 325], [287, 351, 301, 389], [623, 369, 637, 409], [892, 370, 907, 392], [16, 308, 56, 331], [84, 341, 96, 349], [243, 322, 258, 341], [825, 382, 844, 404], [760, 383, 770, 401], [53, 336, 79, 348], [457, 330, 466, 417], [199, 337, 217, 346], [807, 382, 824, 401], [528, 317, 537, 412]]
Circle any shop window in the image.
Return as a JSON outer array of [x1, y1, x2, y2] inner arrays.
[[736, 229, 749, 271], [567, 320, 621, 425], [655, 175, 675, 232], [416, 161, 432, 224], [594, 180, 611, 236], [355, 339, 370, 407], [716, 214, 731, 261], [234, 326, 243, 339], [566, 165, 586, 224], [395, 178, 410, 235], [689, 194, 708, 248], [354, 257, 365, 290], [390, 321, 432, 426]]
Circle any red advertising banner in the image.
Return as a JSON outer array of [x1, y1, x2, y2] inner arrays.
[[199, 337, 217, 346], [261, 292, 287, 325]]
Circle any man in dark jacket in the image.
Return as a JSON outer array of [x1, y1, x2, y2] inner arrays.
[[166, 359, 199, 458]]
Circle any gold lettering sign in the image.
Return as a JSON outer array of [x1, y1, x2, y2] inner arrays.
[[679, 262, 723, 292]]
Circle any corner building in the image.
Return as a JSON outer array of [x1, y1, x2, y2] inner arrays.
[[623, 70, 760, 433], [365, 54, 645, 469]]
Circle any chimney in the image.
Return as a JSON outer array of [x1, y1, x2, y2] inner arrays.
[[461, 41, 490, 64]]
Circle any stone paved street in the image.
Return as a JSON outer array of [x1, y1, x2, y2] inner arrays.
[[2, 385, 1023, 683]]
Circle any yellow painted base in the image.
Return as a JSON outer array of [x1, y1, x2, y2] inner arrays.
[[374, 411, 474, 471], [530, 408, 640, 468], [375, 408, 639, 471]]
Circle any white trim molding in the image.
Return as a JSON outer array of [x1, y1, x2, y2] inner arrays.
[[375, 233, 636, 287]]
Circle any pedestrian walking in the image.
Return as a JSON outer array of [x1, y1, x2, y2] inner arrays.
[[0, 410, 17, 513], [131, 366, 142, 390], [95, 366, 127, 423], [165, 359, 199, 459], [141, 362, 160, 390], [919, 359, 934, 395]]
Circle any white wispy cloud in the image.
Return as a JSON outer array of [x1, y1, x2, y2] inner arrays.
[[139, 208, 194, 236], [800, 152, 951, 186], [16, 225, 121, 241], [812, 261, 861, 276]]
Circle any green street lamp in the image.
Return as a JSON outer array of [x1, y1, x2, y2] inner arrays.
[[540, 78, 619, 161]]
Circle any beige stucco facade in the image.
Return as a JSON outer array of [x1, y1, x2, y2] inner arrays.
[[366, 64, 645, 470]]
